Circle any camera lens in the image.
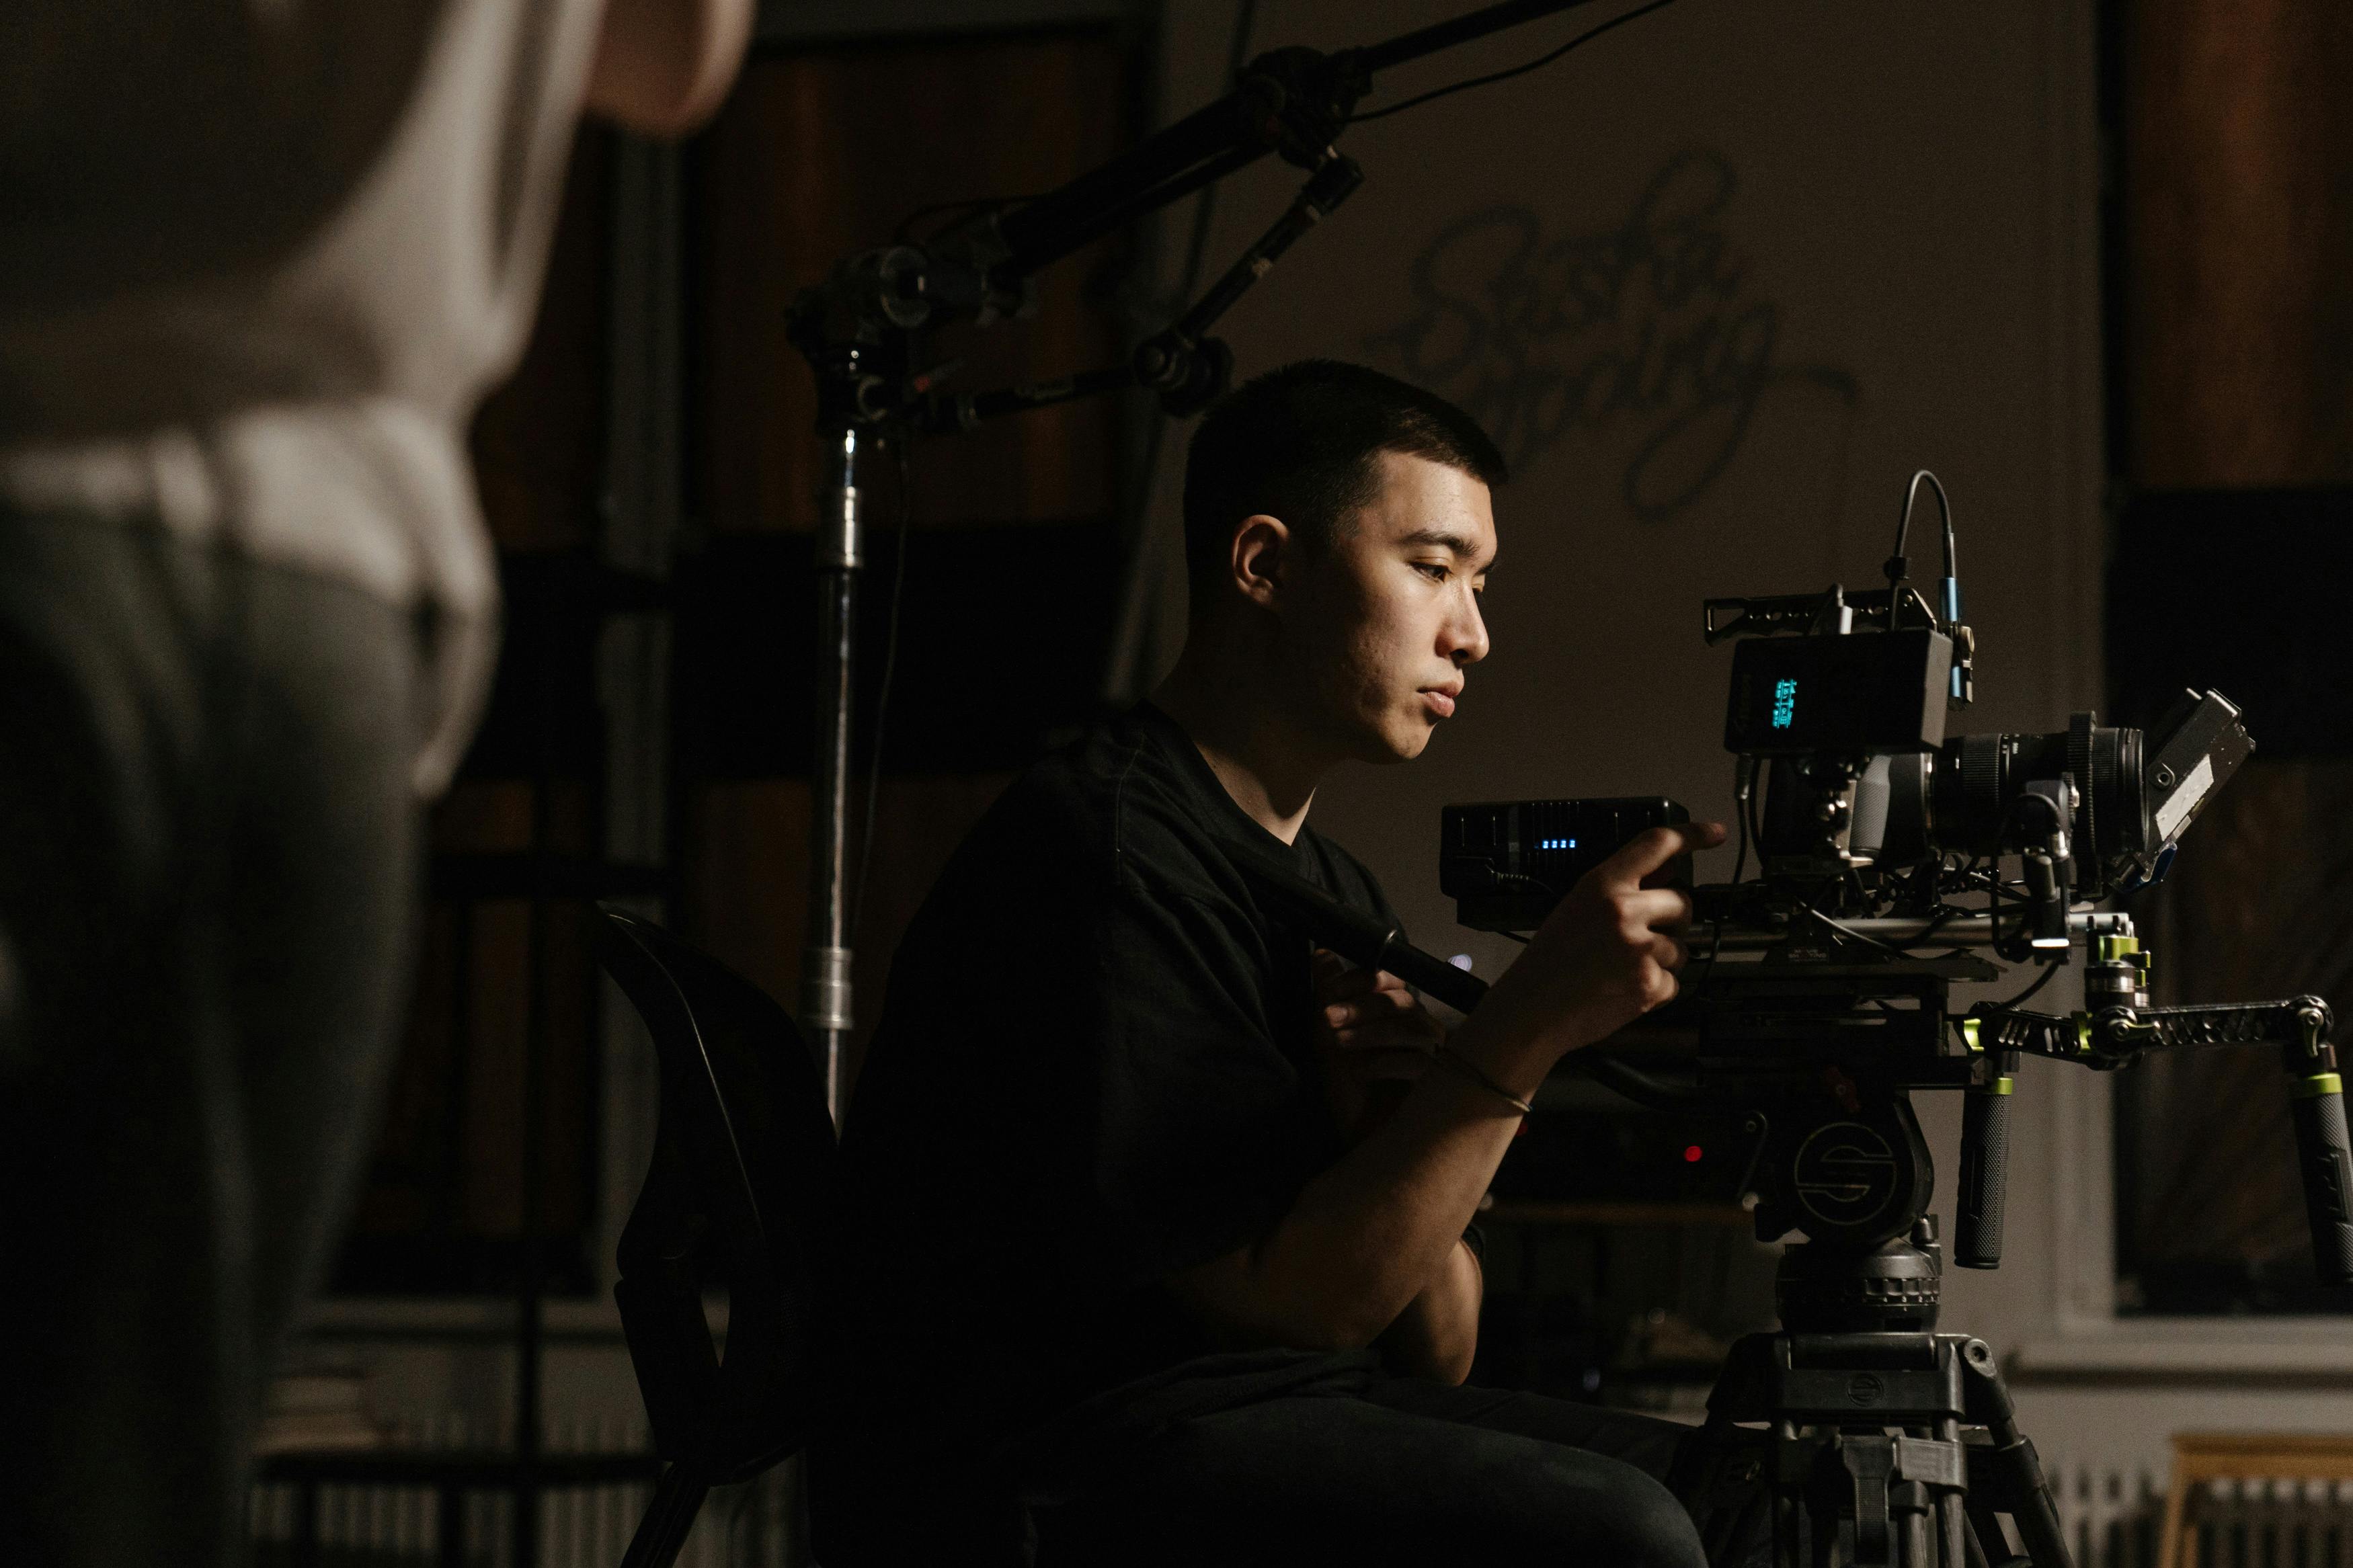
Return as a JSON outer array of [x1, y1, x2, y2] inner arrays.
[[1925, 714, 2145, 891]]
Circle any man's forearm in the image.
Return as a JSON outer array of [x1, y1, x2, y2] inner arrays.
[[1373, 1237, 1482, 1383], [1170, 1012, 1544, 1353], [1167, 820, 1718, 1358]]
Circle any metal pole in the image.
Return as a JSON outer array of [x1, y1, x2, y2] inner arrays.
[[805, 422, 863, 1122], [513, 600, 556, 1568]]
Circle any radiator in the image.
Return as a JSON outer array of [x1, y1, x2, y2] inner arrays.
[[247, 1442, 2349, 1567], [2164, 1474, 2353, 1568], [2054, 1460, 2167, 1568], [248, 1415, 803, 1568], [2007, 1460, 2353, 1568]]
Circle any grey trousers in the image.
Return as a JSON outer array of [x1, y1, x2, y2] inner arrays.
[[0, 508, 436, 1567], [1025, 1370, 1711, 1568]]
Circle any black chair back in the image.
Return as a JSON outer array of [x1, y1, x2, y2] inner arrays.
[[592, 905, 838, 1563]]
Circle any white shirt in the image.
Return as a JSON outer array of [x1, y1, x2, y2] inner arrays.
[[0, 0, 607, 794]]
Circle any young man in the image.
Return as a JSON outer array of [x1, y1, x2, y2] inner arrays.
[[819, 360, 1724, 1565]]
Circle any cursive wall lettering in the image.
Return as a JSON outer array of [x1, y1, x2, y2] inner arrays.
[[1365, 149, 1859, 522]]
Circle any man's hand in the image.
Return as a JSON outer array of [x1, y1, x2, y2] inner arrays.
[[1454, 821, 1726, 1087], [1310, 949, 1445, 1139]]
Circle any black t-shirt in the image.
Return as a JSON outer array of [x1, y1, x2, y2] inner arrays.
[[829, 702, 1401, 1462]]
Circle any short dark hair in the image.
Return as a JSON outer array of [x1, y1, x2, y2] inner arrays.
[[1181, 359, 1507, 593]]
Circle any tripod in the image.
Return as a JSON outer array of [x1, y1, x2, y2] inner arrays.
[[1676, 1217, 2071, 1567]]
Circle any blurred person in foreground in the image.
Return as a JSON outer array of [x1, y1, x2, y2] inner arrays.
[[0, 3, 750, 1563]]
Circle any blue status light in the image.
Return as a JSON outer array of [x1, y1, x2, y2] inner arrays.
[[1770, 677, 1798, 731], [1538, 836, 1577, 851]]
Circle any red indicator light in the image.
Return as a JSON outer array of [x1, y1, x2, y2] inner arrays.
[[1683, 1145, 1704, 1163]]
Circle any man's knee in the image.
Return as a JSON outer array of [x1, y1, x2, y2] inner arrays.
[[1031, 1403, 1710, 1568], [1517, 1450, 1708, 1568]]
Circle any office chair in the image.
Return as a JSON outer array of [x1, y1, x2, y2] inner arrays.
[[593, 907, 838, 1568]]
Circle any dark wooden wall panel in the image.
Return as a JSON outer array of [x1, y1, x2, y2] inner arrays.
[[694, 30, 1131, 532], [2120, 759, 2353, 1311], [2126, 0, 2353, 486], [472, 125, 615, 550], [2112, 0, 2353, 1315]]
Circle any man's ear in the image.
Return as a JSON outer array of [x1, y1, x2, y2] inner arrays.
[[1231, 513, 1291, 609]]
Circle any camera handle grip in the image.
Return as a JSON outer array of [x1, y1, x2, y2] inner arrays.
[[1954, 1042, 2016, 1269], [2282, 1002, 2353, 1285], [2288, 1087, 2353, 1285]]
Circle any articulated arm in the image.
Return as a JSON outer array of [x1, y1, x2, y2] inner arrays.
[[1972, 995, 2334, 1071], [1969, 995, 2352, 1285]]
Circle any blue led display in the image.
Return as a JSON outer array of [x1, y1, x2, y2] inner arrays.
[[1770, 677, 1798, 731], [1538, 837, 1577, 851]]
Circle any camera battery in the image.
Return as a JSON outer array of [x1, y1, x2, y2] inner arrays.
[[1441, 797, 1690, 932]]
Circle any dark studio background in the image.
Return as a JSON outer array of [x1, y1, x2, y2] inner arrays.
[[2098, 0, 2353, 1317], [253, 1, 2353, 1559]]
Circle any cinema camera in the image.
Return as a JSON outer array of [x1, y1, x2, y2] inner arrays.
[[1246, 473, 2353, 1565], [1436, 475, 2350, 1290]]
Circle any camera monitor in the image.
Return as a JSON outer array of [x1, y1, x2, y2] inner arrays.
[[1723, 629, 1953, 757]]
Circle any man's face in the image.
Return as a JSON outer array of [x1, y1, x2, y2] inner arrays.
[[1279, 450, 1496, 763]]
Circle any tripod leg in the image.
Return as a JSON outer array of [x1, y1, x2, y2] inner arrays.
[[1958, 1342, 2073, 1568], [1842, 1435, 1899, 1567], [1993, 1462, 2069, 1568], [1958, 1504, 1992, 1568], [1941, 1491, 1981, 1568], [1899, 1493, 1931, 1567], [620, 1463, 710, 1568], [1936, 1461, 1969, 1565], [1930, 1418, 1969, 1568], [1776, 1486, 1805, 1568], [1672, 1415, 1776, 1568], [1773, 1421, 1806, 1568]]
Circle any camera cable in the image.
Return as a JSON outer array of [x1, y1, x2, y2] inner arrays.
[[1986, 956, 2063, 1013], [1885, 468, 1954, 608], [1349, 0, 1680, 123]]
